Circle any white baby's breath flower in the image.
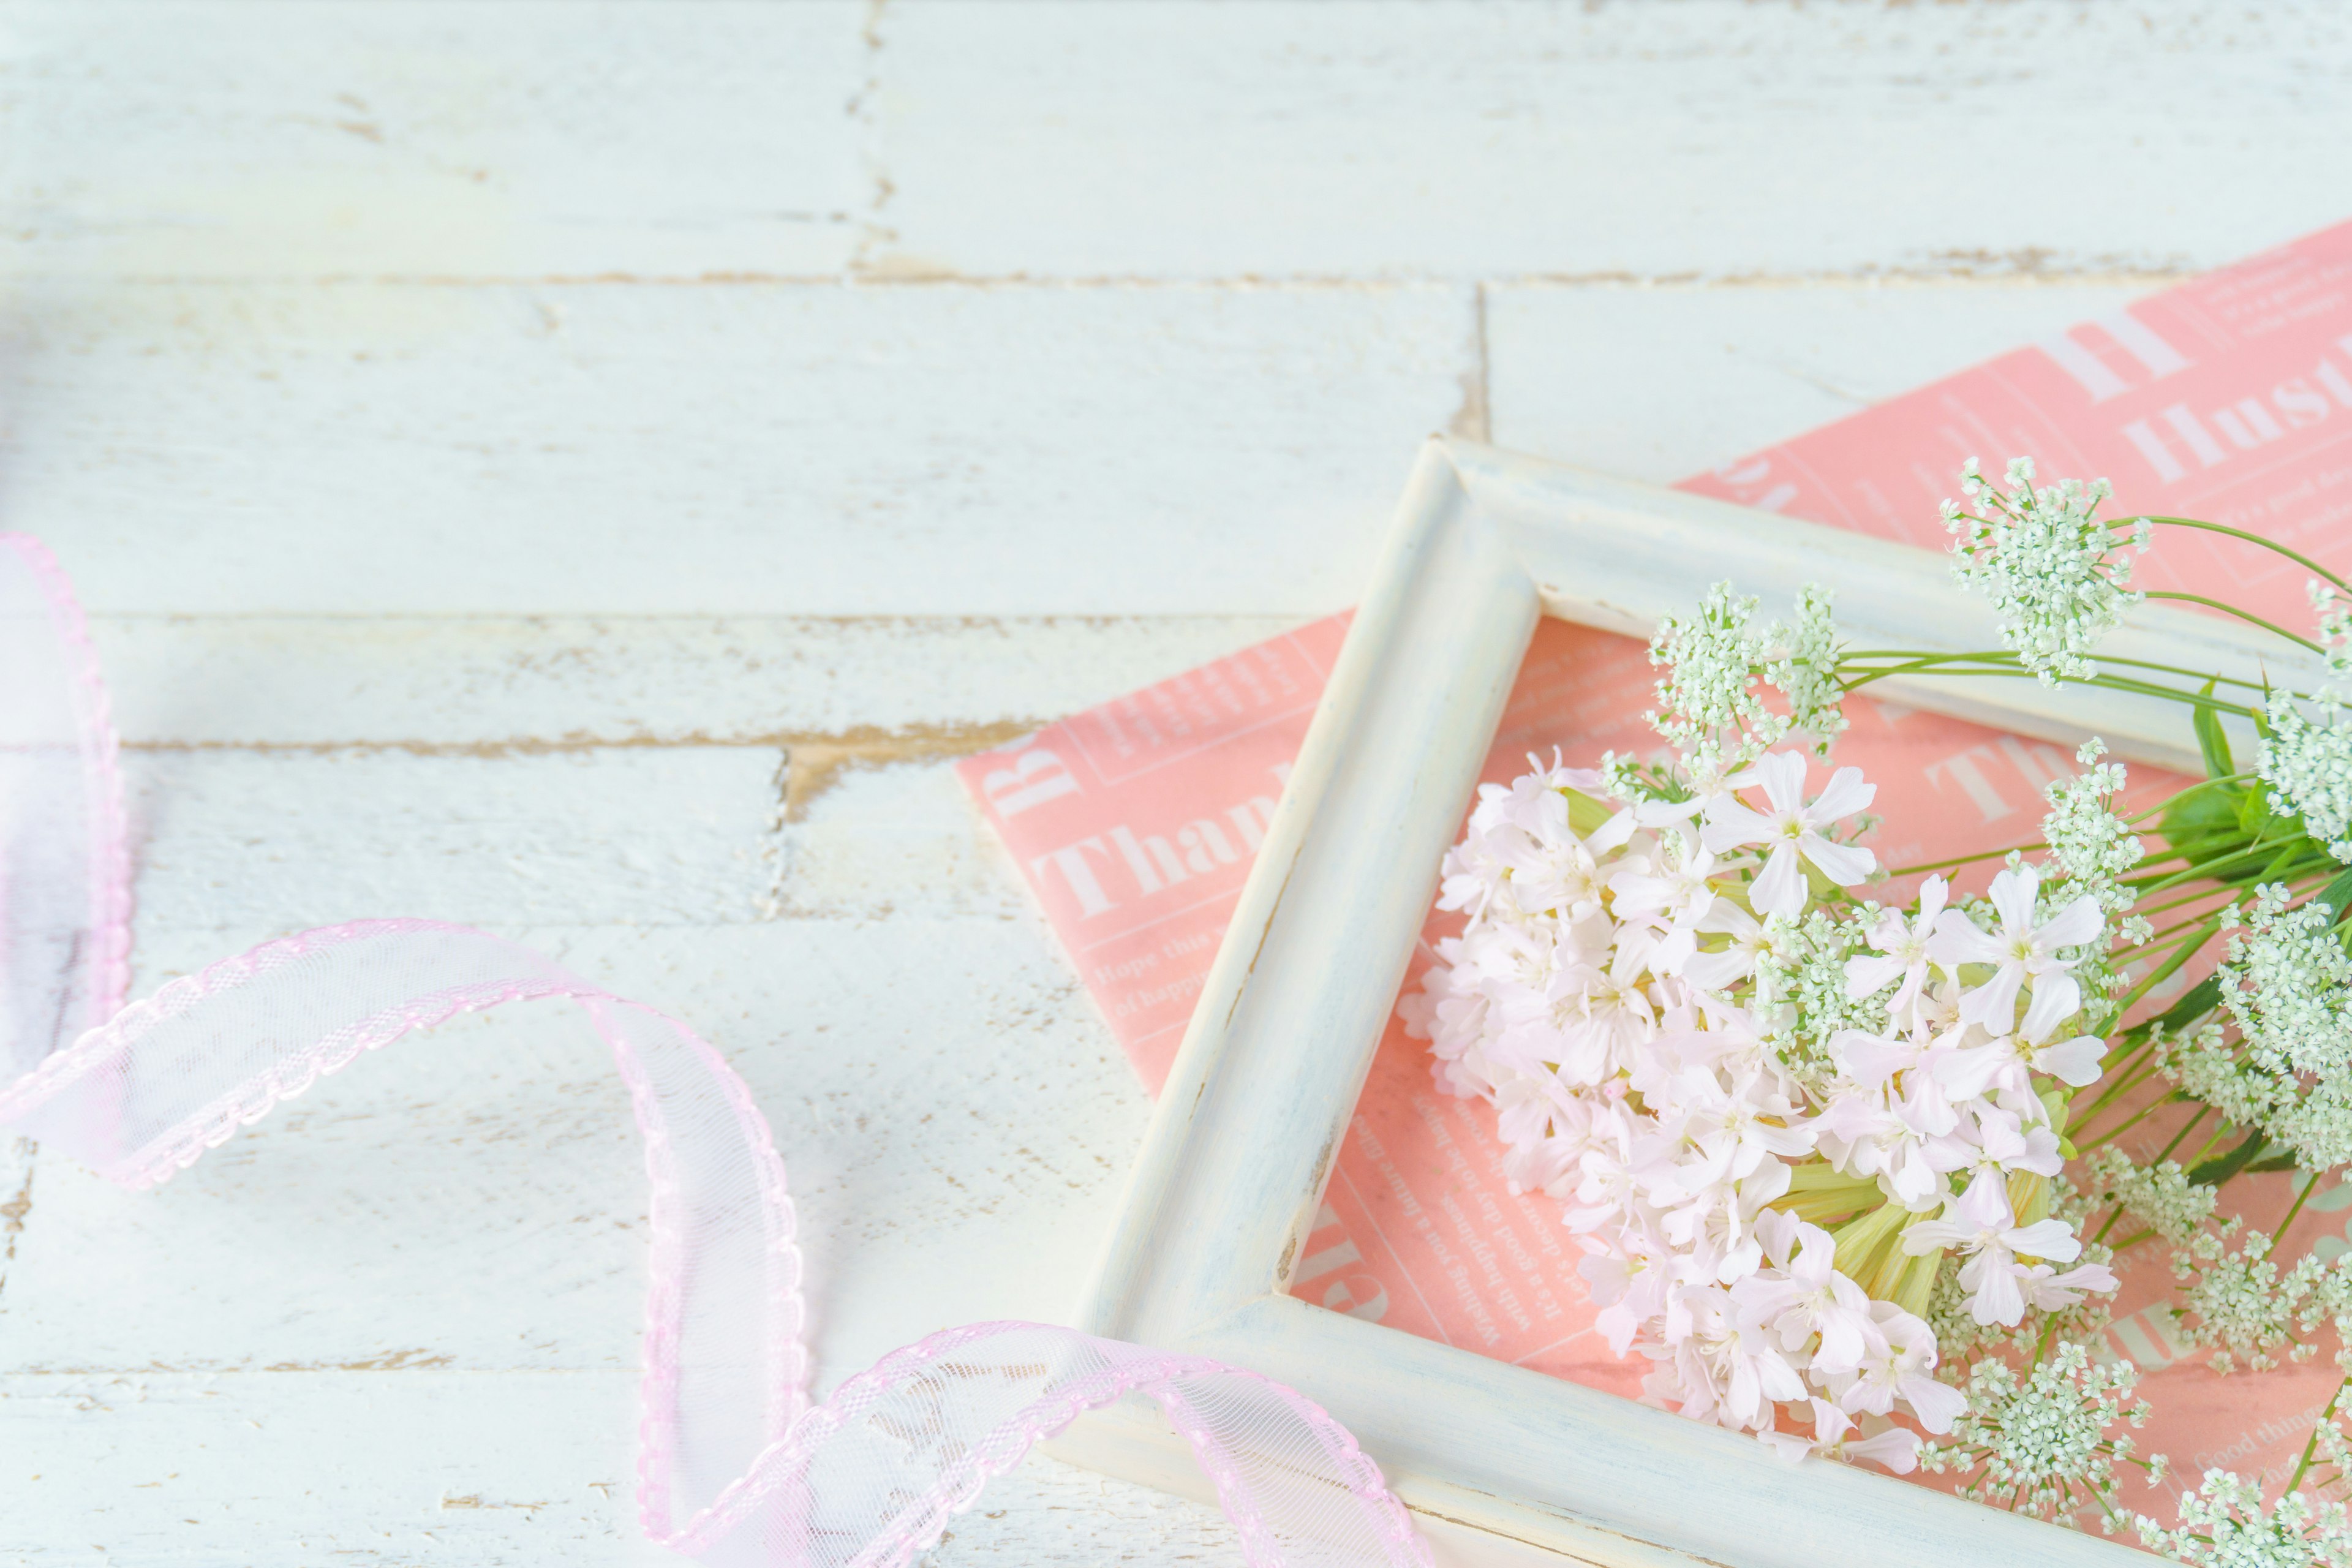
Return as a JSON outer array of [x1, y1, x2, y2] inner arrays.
[[1645, 581, 1850, 785], [1767, 583, 1848, 757], [2261, 691, 2352, 865], [2314, 578, 2352, 686], [2040, 742, 2144, 913], [2179, 1231, 2326, 1374], [2081, 1147, 2218, 1253], [1945, 456, 2149, 685], [1646, 582, 1786, 786], [1920, 1340, 2152, 1525], [2136, 1466, 2352, 1567], [2204, 886, 2352, 1170]]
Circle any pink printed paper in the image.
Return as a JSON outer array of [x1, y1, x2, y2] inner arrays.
[[960, 219, 2352, 1509]]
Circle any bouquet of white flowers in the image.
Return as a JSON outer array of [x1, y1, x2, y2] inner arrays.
[[1403, 459, 2352, 1562]]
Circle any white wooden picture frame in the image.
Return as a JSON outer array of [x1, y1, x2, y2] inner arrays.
[[1052, 439, 2315, 1566]]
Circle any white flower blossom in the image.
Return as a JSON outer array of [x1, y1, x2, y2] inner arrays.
[[2258, 576, 2352, 866], [1920, 1340, 2152, 1523], [1944, 455, 2149, 685], [1845, 875, 1949, 1022], [1699, 751, 1878, 919], [2136, 1466, 2352, 1567], [2186, 886, 2352, 1171], [1762, 1398, 1923, 1474], [1928, 862, 2103, 1030], [1902, 1174, 2084, 1327], [2261, 691, 2352, 865], [2040, 741, 2144, 914]]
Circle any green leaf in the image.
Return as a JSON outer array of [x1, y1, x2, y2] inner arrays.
[[2246, 1152, 2304, 1174], [2159, 784, 2243, 861], [2239, 784, 2278, 835], [2263, 842, 2316, 882], [2315, 868, 2352, 925], [2189, 1128, 2271, 1187], [2193, 680, 2236, 780], [2155, 976, 2222, 1030]]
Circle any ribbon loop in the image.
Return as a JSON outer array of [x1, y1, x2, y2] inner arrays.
[[0, 537, 1433, 1567]]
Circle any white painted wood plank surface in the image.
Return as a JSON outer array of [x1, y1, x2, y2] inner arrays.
[[2, 1, 873, 280], [1, 0, 2338, 1560], [89, 616, 1298, 747], [4, 1370, 1245, 1564], [4, 283, 1474, 616], [873, 1, 2352, 282]]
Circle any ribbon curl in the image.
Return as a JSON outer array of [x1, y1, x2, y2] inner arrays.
[[0, 536, 1432, 1568]]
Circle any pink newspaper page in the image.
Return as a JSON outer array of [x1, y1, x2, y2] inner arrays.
[[959, 218, 2352, 1512]]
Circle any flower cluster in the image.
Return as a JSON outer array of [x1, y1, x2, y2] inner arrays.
[[1919, 1340, 2155, 1525], [1403, 722, 2127, 1467], [1645, 582, 1847, 790], [2137, 1463, 2352, 1568], [2253, 581, 2352, 864], [2163, 887, 2352, 1172], [1407, 460, 2352, 1548], [2261, 693, 2352, 865], [1943, 456, 2150, 685]]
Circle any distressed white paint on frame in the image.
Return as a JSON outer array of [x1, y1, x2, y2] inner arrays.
[[1059, 440, 2291, 1567]]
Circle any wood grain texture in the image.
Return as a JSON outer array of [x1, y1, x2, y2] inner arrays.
[[1, 1, 873, 280], [0, 1370, 1240, 1565], [872, 1, 2352, 282], [2, 282, 1474, 616], [89, 616, 1300, 747], [0, 0, 2328, 1558]]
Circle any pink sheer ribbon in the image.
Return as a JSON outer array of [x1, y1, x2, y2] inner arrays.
[[0, 535, 1433, 1568]]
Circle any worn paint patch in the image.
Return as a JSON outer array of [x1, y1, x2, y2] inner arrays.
[[781, 719, 1035, 822]]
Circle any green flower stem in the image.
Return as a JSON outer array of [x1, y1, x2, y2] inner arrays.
[[2117, 889, 2234, 929], [2077, 671, 2255, 712], [1842, 659, 2252, 715], [2075, 1094, 2172, 1153], [2075, 1037, 2162, 1112], [2086, 655, 2272, 693], [2280, 1169, 2326, 1235], [2287, 1376, 2351, 1496], [2121, 773, 2256, 825], [2141, 590, 2329, 654], [2027, 1310, 2064, 1372], [2155, 1104, 2213, 1164], [1841, 645, 2231, 685], [1839, 648, 2271, 696], [2188, 1125, 2237, 1167], [2127, 516, 2352, 595], [1887, 842, 2047, 876], [2073, 1057, 2166, 1133], [2132, 842, 2305, 897], [2109, 922, 2221, 1018], [1838, 654, 2020, 692], [2074, 1057, 2189, 1145]]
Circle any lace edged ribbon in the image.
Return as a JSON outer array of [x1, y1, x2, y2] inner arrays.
[[0, 535, 1433, 1568]]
